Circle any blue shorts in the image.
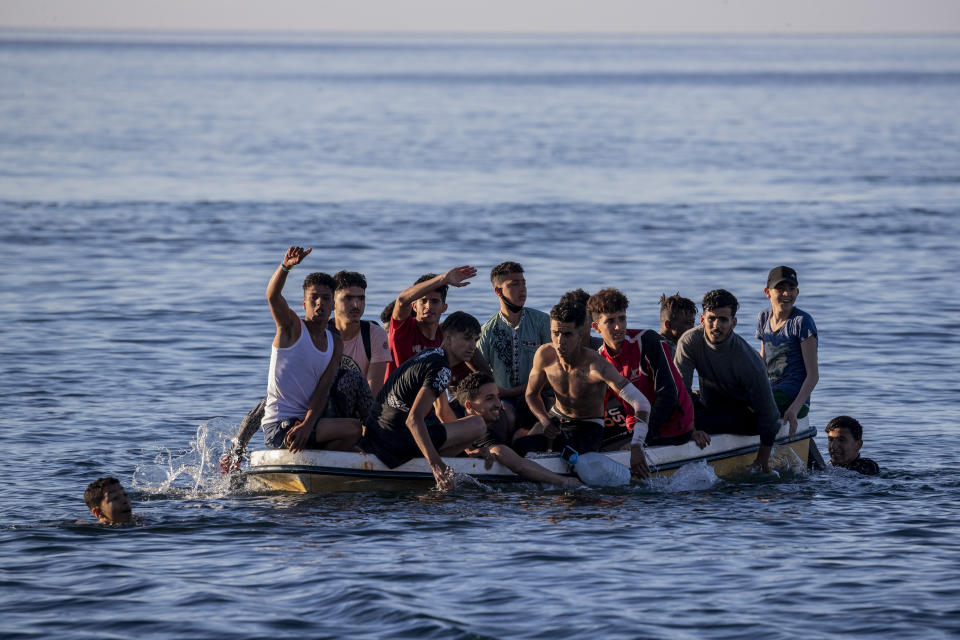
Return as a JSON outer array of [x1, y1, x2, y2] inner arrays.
[[262, 418, 320, 449]]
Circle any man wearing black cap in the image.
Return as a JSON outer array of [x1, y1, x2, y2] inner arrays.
[[756, 266, 819, 436]]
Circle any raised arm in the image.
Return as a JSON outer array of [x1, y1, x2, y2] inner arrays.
[[392, 266, 477, 323], [285, 335, 344, 453], [267, 246, 311, 346], [784, 335, 819, 436], [406, 385, 452, 491]]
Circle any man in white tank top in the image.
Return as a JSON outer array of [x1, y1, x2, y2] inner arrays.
[[259, 246, 362, 453]]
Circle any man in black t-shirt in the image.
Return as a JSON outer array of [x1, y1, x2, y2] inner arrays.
[[359, 312, 486, 491], [825, 415, 880, 476]]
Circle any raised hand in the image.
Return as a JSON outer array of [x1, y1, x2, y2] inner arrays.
[[283, 246, 312, 269], [444, 265, 477, 288]]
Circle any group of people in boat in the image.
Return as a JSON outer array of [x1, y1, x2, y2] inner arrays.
[[215, 246, 879, 492], [81, 247, 880, 524]]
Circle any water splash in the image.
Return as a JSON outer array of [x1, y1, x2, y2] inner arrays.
[[132, 417, 239, 499], [770, 444, 806, 476]]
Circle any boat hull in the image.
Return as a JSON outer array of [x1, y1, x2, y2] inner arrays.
[[245, 419, 816, 493]]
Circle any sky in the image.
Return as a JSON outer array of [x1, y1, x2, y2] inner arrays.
[[1, 0, 959, 34]]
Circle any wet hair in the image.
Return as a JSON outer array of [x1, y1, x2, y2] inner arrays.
[[302, 272, 336, 294], [84, 476, 121, 510], [559, 288, 590, 310], [826, 415, 863, 441], [701, 289, 739, 316], [490, 261, 524, 286], [332, 270, 367, 292], [440, 311, 481, 337], [380, 300, 395, 325], [456, 371, 496, 405], [586, 288, 629, 320], [659, 292, 697, 322], [550, 301, 586, 328], [414, 273, 449, 302]]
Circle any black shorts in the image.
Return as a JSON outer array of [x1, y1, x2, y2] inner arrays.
[[359, 418, 448, 469], [512, 420, 603, 457]]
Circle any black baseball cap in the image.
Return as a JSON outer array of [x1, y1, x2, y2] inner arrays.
[[767, 266, 798, 288]]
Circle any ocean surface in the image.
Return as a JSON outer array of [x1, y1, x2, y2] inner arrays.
[[1, 32, 959, 639]]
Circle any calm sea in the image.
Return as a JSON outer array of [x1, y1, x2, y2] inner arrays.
[[1, 31, 959, 639]]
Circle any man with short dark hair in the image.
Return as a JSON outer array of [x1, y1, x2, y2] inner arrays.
[[457, 372, 580, 487], [674, 289, 781, 474], [522, 301, 653, 477], [385, 266, 476, 380], [476, 261, 551, 430], [332, 270, 391, 396], [825, 415, 880, 475], [659, 293, 697, 352], [84, 477, 133, 525], [587, 288, 708, 451], [359, 311, 487, 491]]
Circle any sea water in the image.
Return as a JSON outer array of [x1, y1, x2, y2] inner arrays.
[[1, 32, 959, 638]]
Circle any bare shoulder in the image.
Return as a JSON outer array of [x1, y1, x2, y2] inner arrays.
[[534, 342, 558, 364]]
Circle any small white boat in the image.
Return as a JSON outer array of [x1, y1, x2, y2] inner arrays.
[[245, 418, 819, 492]]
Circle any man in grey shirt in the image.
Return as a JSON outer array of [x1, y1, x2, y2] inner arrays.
[[674, 289, 780, 475]]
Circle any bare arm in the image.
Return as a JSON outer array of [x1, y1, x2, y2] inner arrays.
[[285, 334, 343, 453], [268, 247, 311, 347], [406, 385, 453, 490], [783, 335, 819, 436], [524, 345, 553, 427], [366, 361, 387, 397], [392, 265, 477, 322]]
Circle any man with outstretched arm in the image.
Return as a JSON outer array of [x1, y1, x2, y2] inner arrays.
[[258, 247, 363, 453], [674, 289, 781, 475], [359, 312, 487, 491], [520, 301, 653, 478], [386, 265, 490, 379], [457, 372, 580, 488]]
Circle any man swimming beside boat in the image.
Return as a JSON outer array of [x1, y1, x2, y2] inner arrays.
[[359, 312, 486, 491], [673, 289, 780, 475], [825, 415, 880, 476], [519, 301, 653, 477], [457, 372, 580, 488]]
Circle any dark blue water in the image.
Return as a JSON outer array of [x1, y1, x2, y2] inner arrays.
[[1, 32, 959, 639]]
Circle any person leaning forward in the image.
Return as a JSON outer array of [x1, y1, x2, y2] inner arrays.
[[674, 288, 781, 475], [359, 312, 487, 491]]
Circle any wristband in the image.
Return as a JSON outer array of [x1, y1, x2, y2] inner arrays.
[[281, 263, 292, 273]]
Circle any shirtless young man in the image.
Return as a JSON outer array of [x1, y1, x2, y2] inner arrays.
[[522, 301, 653, 478]]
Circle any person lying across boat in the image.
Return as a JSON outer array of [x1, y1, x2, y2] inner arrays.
[[586, 288, 709, 454], [84, 476, 134, 525], [674, 289, 781, 475], [247, 247, 368, 461], [358, 312, 487, 491], [517, 301, 653, 477], [386, 265, 491, 381], [658, 292, 697, 355], [331, 270, 391, 397], [457, 372, 581, 488], [756, 266, 819, 437], [825, 415, 880, 475], [475, 261, 552, 438]]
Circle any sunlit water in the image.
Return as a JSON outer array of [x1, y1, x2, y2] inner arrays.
[[1, 32, 959, 638]]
